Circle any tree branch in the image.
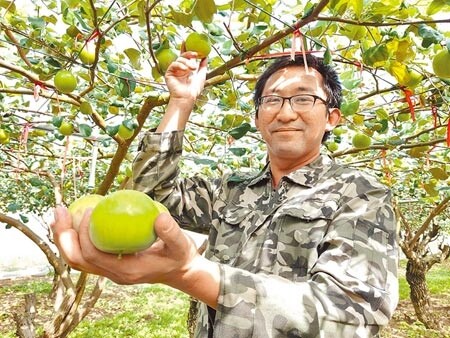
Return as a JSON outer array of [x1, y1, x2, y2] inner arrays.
[[409, 196, 450, 248], [316, 16, 450, 27], [206, 0, 331, 79]]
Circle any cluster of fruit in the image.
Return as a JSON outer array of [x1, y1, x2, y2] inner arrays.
[[155, 32, 211, 73]]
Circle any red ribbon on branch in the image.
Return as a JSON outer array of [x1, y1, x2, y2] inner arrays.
[[403, 89, 415, 121], [87, 29, 101, 42], [20, 122, 31, 152], [431, 105, 438, 128], [34, 81, 46, 101]]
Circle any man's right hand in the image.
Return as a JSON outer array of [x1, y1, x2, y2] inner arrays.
[[156, 51, 208, 133], [164, 51, 207, 103]]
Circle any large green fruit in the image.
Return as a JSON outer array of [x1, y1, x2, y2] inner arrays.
[[68, 194, 105, 231], [185, 32, 211, 58], [432, 50, 450, 79], [89, 190, 168, 254], [54, 70, 77, 94]]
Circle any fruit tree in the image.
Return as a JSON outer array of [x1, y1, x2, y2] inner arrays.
[[0, 0, 449, 336]]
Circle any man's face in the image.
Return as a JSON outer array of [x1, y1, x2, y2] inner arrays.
[[255, 66, 340, 167]]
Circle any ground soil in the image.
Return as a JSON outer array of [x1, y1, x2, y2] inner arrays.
[[1, 275, 449, 337]]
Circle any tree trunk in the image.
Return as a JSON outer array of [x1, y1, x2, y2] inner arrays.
[[187, 297, 198, 337], [405, 259, 440, 329], [14, 294, 37, 338]]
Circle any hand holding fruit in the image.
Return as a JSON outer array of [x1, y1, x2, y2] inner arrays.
[[51, 197, 201, 286], [164, 52, 208, 103], [68, 190, 168, 254]]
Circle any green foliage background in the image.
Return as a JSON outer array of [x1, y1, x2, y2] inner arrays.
[[0, 0, 449, 230]]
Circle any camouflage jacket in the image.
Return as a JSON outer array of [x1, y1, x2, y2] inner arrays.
[[132, 131, 399, 338]]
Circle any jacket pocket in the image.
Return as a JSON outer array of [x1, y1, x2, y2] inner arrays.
[[272, 199, 337, 280]]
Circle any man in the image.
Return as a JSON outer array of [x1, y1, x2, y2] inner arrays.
[[52, 52, 398, 337]]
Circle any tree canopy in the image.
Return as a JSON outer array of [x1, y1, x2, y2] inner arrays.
[[0, 0, 449, 219]]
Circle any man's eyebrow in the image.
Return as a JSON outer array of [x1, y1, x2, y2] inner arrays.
[[266, 86, 316, 94]]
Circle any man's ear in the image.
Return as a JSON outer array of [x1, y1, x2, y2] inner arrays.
[[255, 114, 260, 130], [325, 108, 342, 131]]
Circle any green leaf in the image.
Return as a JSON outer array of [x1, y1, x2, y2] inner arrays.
[[19, 214, 29, 223], [78, 124, 92, 137], [52, 116, 63, 128], [107, 59, 118, 73], [362, 44, 389, 67], [417, 24, 443, 48], [28, 16, 45, 29], [229, 147, 247, 156], [115, 72, 136, 98], [342, 77, 362, 90], [323, 48, 332, 65], [169, 6, 194, 27], [341, 98, 360, 116], [221, 114, 245, 129], [136, 0, 147, 26], [45, 56, 62, 68], [0, 0, 16, 11], [194, 0, 217, 23], [229, 122, 252, 140], [427, 0, 450, 15], [29, 177, 43, 187], [124, 48, 141, 70], [7, 202, 20, 212], [72, 11, 91, 31], [106, 125, 120, 137], [123, 118, 138, 130], [193, 157, 217, 169], [348, 0, 363, 18]]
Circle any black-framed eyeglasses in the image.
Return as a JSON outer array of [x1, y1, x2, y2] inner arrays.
[[258, 94, 328, 114]]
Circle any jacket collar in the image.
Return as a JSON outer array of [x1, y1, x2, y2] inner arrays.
[[247, 154, 335, 188]]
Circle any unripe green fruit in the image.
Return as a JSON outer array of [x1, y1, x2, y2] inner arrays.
[[117, 124, 134, 140], [79, 42, 96, 65], [352, 133, 371, 149], [432, 50, 450, 79], [155, 48, 177, 73], [68, 194, 105, 231], [54, 70, 77, 94], [326, 141, 339, 152], [397, 112, 410, 122], [0, 129, 10, 144], [80, 101, 94, 115], [332, 127, 345, 136], [59, 121, 74, 136], [185, 32, 211, 58], [89, 190, 168, 254]]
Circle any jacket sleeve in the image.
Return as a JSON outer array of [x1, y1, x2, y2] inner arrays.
[[132, 130, 219, 233], [213, 184, 399, 338]]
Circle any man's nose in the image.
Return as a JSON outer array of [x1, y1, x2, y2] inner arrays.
[[276, 99, 298, 121]]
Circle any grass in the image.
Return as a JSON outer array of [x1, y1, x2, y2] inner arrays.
[[1, 260, 449, 337], [70, 283, 190, 338]]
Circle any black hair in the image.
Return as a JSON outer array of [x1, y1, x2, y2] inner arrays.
[[253, 54, 342, 142]]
